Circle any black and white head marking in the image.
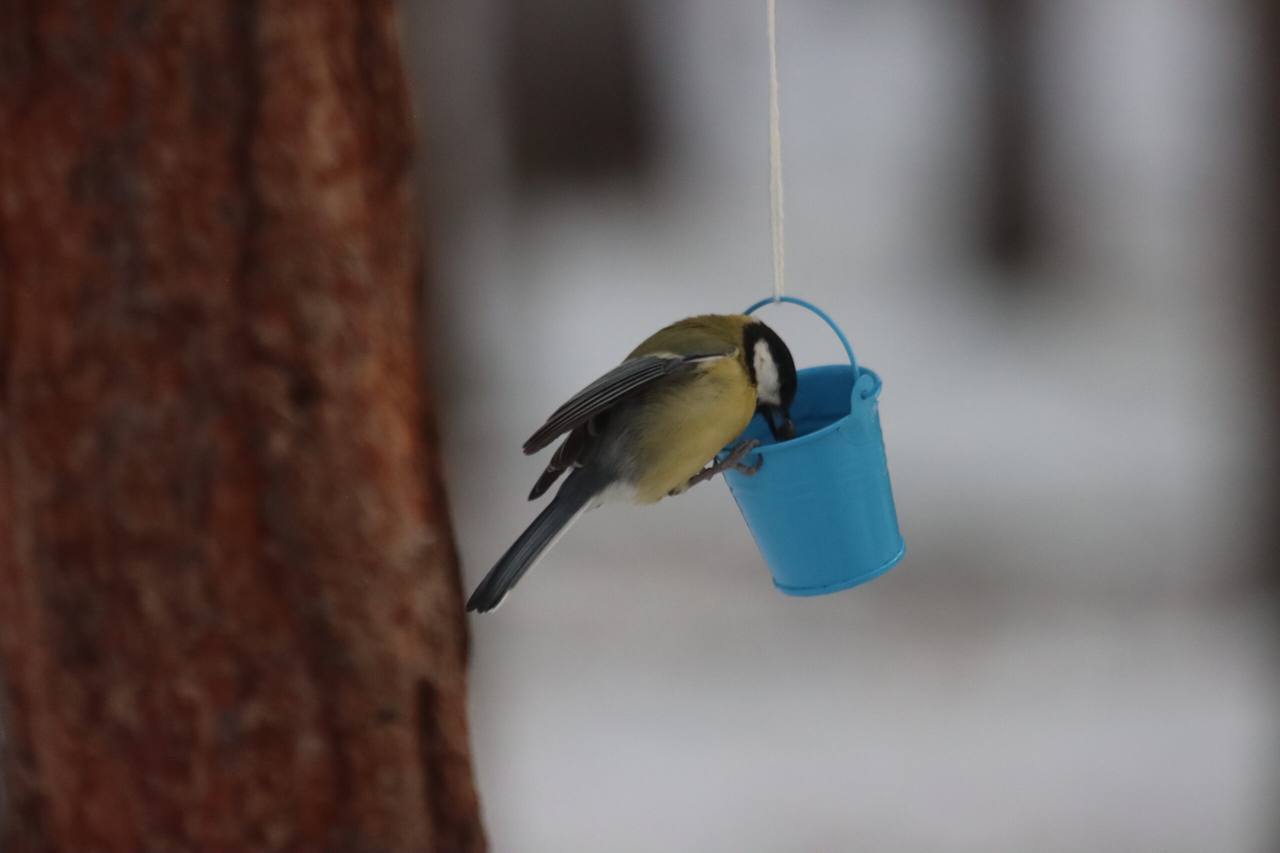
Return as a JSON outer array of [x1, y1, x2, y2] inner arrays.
[[742, 320, 797, 409]]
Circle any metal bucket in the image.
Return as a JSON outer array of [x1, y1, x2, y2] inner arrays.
[[722, 297, 905, 595]]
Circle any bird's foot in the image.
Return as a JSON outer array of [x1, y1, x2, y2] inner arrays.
[[671, 440, 762, 495]]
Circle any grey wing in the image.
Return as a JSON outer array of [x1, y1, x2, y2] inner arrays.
[[528, 425, 590, 500], [522, 351, 730, 457]]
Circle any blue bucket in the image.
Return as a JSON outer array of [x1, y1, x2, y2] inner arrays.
[[722, 296, 905, 595]]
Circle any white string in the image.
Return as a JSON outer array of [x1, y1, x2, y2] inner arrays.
[[767, 0, 786, 301]]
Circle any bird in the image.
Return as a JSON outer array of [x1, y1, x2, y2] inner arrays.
[[465, 313, 798, 613]]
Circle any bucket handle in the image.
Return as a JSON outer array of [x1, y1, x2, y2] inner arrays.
[[743, 296, 859, 378]]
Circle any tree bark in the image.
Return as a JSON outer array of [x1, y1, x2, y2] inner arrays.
[[0, 1, 484, 850]]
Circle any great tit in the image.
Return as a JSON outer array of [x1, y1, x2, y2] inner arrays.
[[465, 313, 797, 613]]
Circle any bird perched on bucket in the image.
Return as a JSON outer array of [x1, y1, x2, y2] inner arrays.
[[466, 313, 798, 613]]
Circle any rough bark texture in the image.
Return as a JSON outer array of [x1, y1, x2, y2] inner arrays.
[[0, 1, 485, 850]]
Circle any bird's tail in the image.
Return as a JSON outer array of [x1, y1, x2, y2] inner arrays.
[[465, 473, 597, 613]]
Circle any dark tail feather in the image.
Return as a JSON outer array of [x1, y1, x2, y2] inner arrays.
[[466, 475, 597, 613]]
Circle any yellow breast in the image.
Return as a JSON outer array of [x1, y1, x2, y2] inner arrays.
[[629, 358, 757, 504]]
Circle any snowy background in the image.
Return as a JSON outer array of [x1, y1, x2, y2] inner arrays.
[[402, 2, 1277, 851]]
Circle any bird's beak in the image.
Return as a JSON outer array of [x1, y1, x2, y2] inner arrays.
[[763, 405, 795, 442]]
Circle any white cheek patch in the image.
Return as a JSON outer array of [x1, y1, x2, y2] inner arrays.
[[753, 339, 781, 405]]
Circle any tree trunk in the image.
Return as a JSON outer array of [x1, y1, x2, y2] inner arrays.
[[0, 2, 485, 850]]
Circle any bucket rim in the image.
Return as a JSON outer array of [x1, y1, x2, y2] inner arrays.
[[732, 364, 880, 458]]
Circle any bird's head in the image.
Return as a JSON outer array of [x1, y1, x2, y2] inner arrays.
[[743, 319, 797, 441]]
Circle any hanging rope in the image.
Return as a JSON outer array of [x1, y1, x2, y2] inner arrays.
[[767, 0, 786, 301]]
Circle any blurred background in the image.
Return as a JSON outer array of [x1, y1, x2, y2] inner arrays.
[[400, 1, 1278, 850]]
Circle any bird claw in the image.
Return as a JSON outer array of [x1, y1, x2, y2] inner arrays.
[[726, 438, 761, 468], [673, 439, 762, 494]]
